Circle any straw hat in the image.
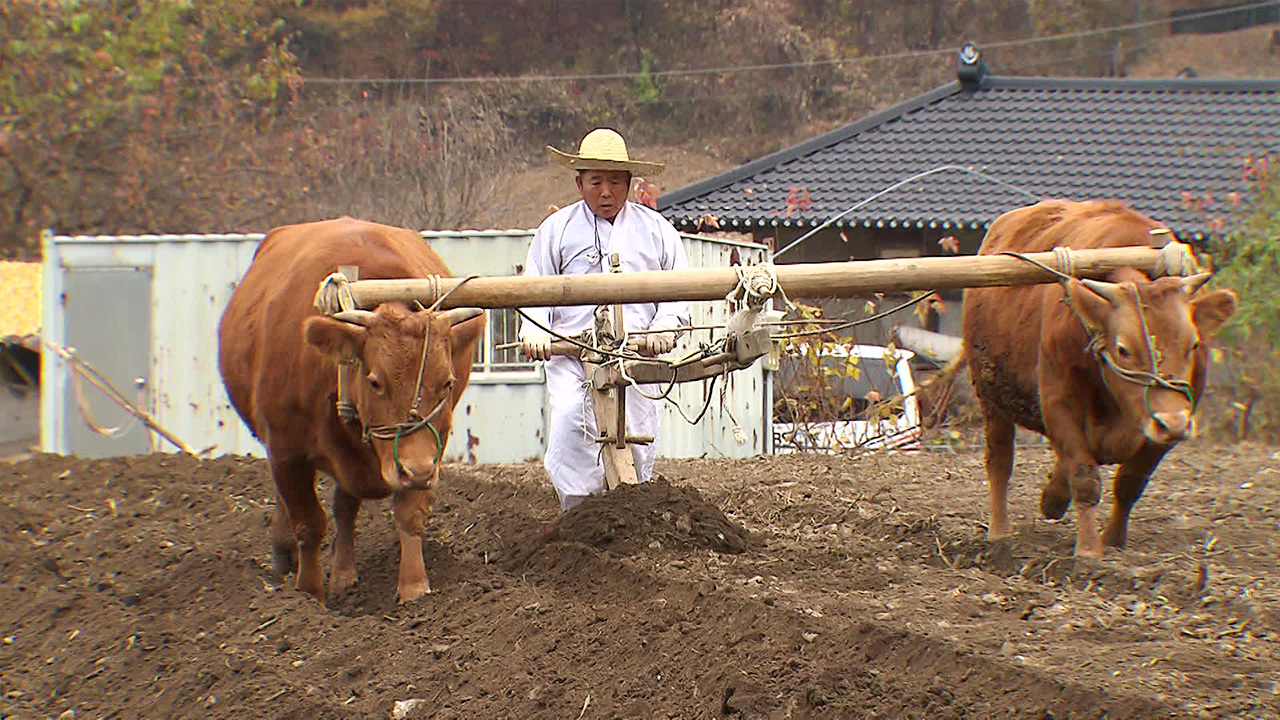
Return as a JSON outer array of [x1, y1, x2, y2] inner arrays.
[[547, 128, 665, 176]]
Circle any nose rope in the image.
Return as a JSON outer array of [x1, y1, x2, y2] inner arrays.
[[366, 395, 448, 471], [386, 417, 445, 478]]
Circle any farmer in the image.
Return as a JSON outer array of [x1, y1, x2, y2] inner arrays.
[[519, 128, 691, 511]]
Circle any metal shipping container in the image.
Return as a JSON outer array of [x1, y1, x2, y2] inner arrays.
[[40, 227, 771, 464]]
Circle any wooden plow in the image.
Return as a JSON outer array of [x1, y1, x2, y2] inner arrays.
[[313, 244, 1194, 488]]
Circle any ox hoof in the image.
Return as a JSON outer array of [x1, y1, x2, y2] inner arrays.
[[397, 580, 432, 604], [271, 544, 297, 581], [294, 581, 327, 605], [329, 569, 359, 596], [1101, 528, 1128, 550], [1039, 492, 1072, 521], [1072, 542, 1104, 560], [1070, 552, 1124, 581]]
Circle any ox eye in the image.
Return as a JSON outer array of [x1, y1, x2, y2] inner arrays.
[[366, 373, 383, 392], [1115, 343, 1132, 359]]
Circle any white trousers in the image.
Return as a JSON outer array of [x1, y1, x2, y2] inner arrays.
[[543, 355, 661, 502]]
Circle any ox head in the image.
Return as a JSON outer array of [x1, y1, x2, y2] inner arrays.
[[1065, 273, 1237, 445], [303, 304, 483, 490]]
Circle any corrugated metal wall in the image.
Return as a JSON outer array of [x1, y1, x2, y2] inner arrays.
[[659, 235, 772, 458], [40, 233, 267, 458], [41, 227, 771, 463]]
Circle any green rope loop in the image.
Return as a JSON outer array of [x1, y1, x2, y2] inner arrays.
[[388, 417, 444, 476], [392, 427, 405, 477], [426, 419, 443, 464]]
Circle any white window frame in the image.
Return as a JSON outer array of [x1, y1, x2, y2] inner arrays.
[[469, 307, 542, 383]]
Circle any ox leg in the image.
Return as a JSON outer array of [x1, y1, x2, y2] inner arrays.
[[270, 499, 297, 581], [1040, 460, 1073, 521], [330, 487, 362, 595], [1041, 399, 1104, 556], [1062, 459, 1104, 558], [271, 457, 327, 602], [1103, 445, 1166, 549], [1041, 440, 1105, 556], [982, 412, 1017, 540], [392, 487, 435, 603]]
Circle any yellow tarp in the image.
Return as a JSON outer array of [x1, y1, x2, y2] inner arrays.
[[0, 261, 41, 338]]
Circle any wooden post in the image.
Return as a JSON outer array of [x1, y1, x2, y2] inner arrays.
[[334, 246, 1177, 310], [591, 372, 638, 490], [593, 253, 638, 490]]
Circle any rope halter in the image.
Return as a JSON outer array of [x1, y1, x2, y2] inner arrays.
[[725, 262, 781, 311], [360, 316, 452, 474], [998, 248, 1202, 422], [315, 271, 483, 475], [1078, 280, 1197, 423]]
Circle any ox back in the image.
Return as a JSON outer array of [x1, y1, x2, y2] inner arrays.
[[220, 217, 461, 446]]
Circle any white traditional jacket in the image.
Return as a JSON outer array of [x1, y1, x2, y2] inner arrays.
[[519, 200, 691, 339], [518, 200, 691, 502]]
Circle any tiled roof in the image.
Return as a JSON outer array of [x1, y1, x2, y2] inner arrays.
[[659, 74, 1280, 240]]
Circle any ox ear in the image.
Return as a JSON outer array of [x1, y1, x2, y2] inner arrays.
[[304, 315, 367, 361], [1066, 279, 1112, 333], [1191, 288, 1239, 337]]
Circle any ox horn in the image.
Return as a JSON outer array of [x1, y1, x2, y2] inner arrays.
[[333, 310, 377, 326], [1180, 272, 1213, 294], [1081, 279, 1124, 303], [440, 307, 484, 326]]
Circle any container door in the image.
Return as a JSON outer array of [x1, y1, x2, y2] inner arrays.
[[63, 266, 153, 457]]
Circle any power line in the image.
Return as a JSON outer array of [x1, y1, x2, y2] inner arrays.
[[321, 42, 1141, 105], [774, 165, 1040, 258], [301, 48, 949, 85], [1018, 44, 1149, 71], [298, 0, 1280, 86], [297, 50, 1163, 109], [983, 0, 1277, 50]]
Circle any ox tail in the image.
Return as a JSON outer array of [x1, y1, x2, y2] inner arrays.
[[916, 347, 968, 394], [910, 347, 971, 429], [939, 348, 967, 383]]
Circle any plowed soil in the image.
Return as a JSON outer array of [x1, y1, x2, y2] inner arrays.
[[3, 442, 1278, 719]]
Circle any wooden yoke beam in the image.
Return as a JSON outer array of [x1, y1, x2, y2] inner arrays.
[[333, 246, 1170, 310]]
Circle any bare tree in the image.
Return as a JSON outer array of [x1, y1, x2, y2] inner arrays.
[[291, 90, 516, 230]]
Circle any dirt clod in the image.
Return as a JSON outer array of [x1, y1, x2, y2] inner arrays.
[[542, 476, 757, 556]]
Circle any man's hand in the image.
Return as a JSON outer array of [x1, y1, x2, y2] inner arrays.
[[645, 330, 676, 356], [641, 317, 681, 356], [521, 329, 553, 361]]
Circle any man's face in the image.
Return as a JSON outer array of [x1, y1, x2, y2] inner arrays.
[[576, 170, 631, 221]]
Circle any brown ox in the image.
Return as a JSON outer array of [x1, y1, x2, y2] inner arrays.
[[963, 200, 1237, 557], [218, 217, 485, 602]]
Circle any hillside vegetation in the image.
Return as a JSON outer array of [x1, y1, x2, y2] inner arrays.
[[2, 0, 1278, 255]]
